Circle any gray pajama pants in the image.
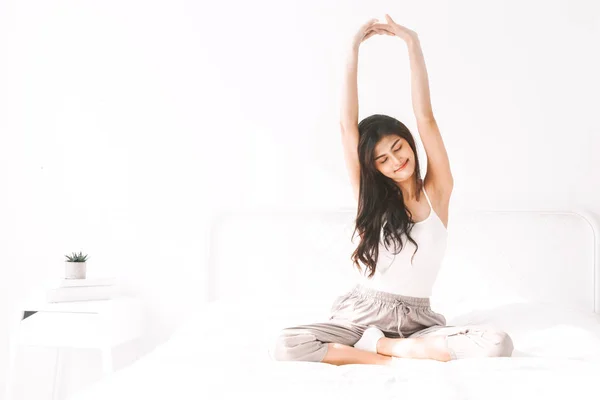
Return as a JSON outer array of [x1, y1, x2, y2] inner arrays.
[[270, 283, 514, 362]]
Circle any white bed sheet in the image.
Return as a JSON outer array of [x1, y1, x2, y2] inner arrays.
[[69, 300, 600, 400]]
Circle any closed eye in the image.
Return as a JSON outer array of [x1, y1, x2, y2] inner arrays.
[[377, 145, 402, 164]]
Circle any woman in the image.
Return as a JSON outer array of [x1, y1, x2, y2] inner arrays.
[[271, 15, 514, 366]]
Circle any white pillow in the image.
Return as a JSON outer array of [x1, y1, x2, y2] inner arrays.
[[447, 301, 600, 360]]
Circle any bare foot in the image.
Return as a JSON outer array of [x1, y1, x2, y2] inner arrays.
[[321, 343, 396, 366], [377, 335, 452, 362]]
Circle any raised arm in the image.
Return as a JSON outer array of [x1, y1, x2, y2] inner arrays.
[[373, 15, 454, 194], [340, 19, 391, 202]]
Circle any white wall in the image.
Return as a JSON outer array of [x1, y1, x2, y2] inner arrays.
[[1, 0, 598, 398]]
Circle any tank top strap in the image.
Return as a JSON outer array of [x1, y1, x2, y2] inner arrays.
[[422, 185, 433, 208]]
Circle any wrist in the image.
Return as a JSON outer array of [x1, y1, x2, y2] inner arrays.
[[406, 35, 421, 48], [346, 44, 360, 60]]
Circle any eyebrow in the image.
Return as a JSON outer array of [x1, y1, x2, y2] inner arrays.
[[375, 139, 401, 160]]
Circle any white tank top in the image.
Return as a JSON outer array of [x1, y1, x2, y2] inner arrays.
[[356, 186, 448, 298]]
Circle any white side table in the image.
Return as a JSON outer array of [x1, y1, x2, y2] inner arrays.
[[5, 296, 144, 400]]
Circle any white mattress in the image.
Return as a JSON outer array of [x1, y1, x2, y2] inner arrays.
[[69, 300, 600, 400]]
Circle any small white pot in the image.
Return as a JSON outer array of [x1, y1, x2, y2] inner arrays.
[[65, 261, 87, 279]]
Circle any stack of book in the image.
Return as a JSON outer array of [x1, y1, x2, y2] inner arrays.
[[46, 277, 117, 303]]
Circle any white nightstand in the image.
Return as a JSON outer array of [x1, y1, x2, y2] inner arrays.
[[5, 296, 144, 400]]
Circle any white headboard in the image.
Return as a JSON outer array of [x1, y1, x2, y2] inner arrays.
[[206, 208, 600, 315]]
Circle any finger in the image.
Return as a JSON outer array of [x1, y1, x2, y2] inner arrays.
[[363, 30, 377, 41], [372, 23, 391, 29], [372, 28, 390, 35], [385, 14, 395, 24], [372, 23, 395, 33], [365, 27, 382, 36]]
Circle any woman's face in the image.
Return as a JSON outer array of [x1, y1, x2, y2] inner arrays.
[[373, 135, 414, 180]]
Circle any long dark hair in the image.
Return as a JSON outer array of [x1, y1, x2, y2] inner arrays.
[[351, 114, 424, 278]]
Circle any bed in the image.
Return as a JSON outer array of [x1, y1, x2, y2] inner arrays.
[[69, 207, 600, 399]]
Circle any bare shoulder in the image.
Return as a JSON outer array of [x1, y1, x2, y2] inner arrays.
[[422, 176, 452, 229]]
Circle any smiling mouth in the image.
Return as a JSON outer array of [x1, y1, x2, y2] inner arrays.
[[395, 160, 408, 172]]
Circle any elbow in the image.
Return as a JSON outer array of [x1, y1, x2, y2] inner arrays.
[[416, 114, 436, 124], [339, 120, 352, 130], [445, 172, 454, 190], [340, 119, 359, 132], [447, 176, 455, 194]]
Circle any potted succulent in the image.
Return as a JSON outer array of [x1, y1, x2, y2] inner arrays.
[[64, 251, 90, 279]]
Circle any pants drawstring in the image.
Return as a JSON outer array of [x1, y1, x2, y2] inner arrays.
[[394, 300, 411, 337]]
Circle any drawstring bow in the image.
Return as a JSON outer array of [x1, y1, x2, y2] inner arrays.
[[394, 300, 411, 337]]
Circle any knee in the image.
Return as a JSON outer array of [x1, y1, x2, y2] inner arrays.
[[270, 331, 296, 362], [270, 330, 322, 362], [485, 330, 514, 357]]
